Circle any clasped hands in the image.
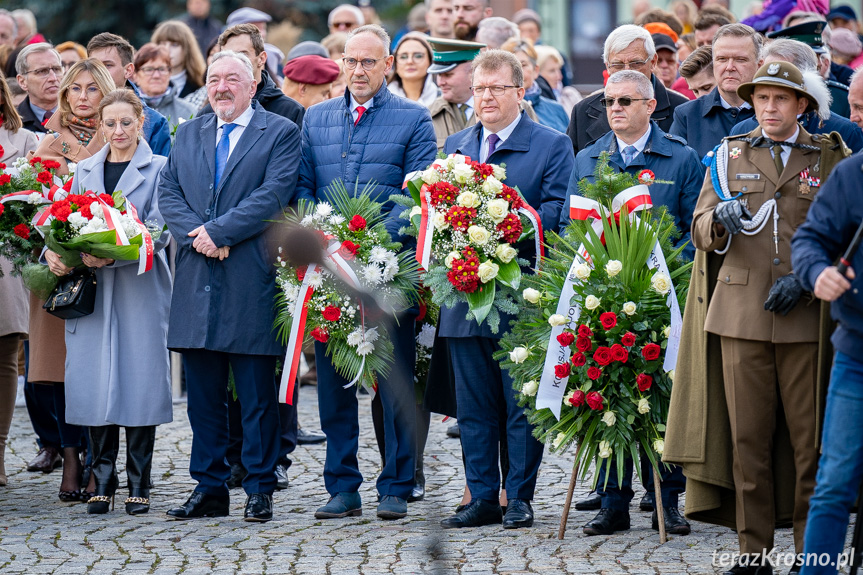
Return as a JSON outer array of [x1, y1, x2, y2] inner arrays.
[[189, 225, 230, 260]]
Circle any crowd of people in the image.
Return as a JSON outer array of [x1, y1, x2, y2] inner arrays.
[[1, 1, 863, 574]]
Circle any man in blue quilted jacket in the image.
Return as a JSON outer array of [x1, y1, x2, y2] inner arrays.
[[295, 24, 437, 521]]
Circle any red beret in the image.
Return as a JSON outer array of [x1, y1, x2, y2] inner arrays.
[[283, 55, 341, 85]]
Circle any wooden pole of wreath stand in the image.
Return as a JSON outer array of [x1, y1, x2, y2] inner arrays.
[[653, 466, 667, 544], [557, 445, 581, 539]]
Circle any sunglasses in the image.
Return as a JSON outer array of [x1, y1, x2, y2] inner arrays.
[[600, 97, 650, 108]]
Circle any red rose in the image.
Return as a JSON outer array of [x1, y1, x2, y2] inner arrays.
[[0, 174, 10, 186], [575, 336, 592, 352], [50, 200, 72, 222], [296, 265, 307, 282], [571, 352, 586, 367], [642, 343, 661, 361], [621, 332, 636, 347], [593, 346, 612, 366], [311, 326, 329, 343], [600, 312, 617, 330], [322, 305, 341, 322], [577, 324, 592, 338], [348, 214, 367, 231], [339, 240, 359, 260], [554, 363, 571, 379], [587, 366, 602, 380], [586, 390, 604, 410], [13, 224, 29, 239], [636, 373, 653, 391], [557, 332, 575, 346], [36, 170, 52, 185], [569, 390, 586, 407], [496, 213, 523, 243]]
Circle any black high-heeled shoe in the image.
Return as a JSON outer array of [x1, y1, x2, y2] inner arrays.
[[58, 447, 83, 503], [87, 476, 118, 514], [125, 487, 150, 515]]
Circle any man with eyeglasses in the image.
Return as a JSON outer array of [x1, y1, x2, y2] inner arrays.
[[328, 4, 365, 35], [453, 0, 492, 42], [439, 49, 573, 530], [296, 24, 436, 522], [14, 43, 61, 136], [566, 24, 689, 157]]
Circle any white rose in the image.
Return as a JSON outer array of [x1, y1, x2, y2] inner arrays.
[[457, 191, 480, 208], [432, 211, 449, 230], [445, 251, 461, 268], [467, 225, 490, 245], [653, 439, 665, 455], [492, 164, 506, 180], [509, 346, 529, 364], [432, 158, 449, 170], [663, 325, 671, 339], [548, 314, 567, 327], [562, 390, 575, 405], [477, 261, 499, 283], [409, 206, 422, 219], [421, 168, 440, 184], [521, 380, 539, 397], [450, 153, 468, 165], [622, 301, 637, 316], [605, 259, 623, 277], [601, 411, 616, 427], [482, 176, 504, 195], [637, 398, 650, 414], [485, 198, 510, 224], [575, 263, 591, 280], [651, 272, 672, 295], [452, 163, 474, 183], [598, 440, 613, 459], [522, 288, 541, 304], [584, 295, 601, 310], [552, 432, 566, 449], [495, 243, 517, 263]]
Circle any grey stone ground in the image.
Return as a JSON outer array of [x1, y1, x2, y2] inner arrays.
[[0, 384, 854, 574]]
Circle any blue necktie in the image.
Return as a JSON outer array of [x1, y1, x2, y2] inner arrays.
[[487, 133, 500, 161], [622, 145, 638, 166], [215, 123, 237, 187]]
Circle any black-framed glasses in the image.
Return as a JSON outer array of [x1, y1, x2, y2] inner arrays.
[[342, 57, 385, 70], [470, 85, 519, 96], [606, 58, 651, 71], [26, 66, 63, 79], [600, 96, 650, 108], [139, 66, 170, 76]]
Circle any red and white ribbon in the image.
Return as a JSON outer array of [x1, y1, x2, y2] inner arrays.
[[516, 203, 544, 272], [568, 185, 654, 247], [415, 187, 433, 271], [279, 264, 318, 405], [124, 199, 154, 275]]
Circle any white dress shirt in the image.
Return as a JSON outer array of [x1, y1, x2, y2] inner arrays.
[[480, 112, 523, 163], [615, 124, 653, 159], [215, 104, 255, 158], [350, 94, 373, 124]]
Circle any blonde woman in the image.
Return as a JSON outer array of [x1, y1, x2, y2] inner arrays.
[[151, 20, 206, 100]]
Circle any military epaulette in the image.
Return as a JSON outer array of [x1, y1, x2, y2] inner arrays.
[[826, 79, 850, 91], [723, 134, 750, 141], [663, 133, 687, 145]]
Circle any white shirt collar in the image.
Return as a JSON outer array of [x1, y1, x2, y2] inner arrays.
[[350, 94, 373, 113], [616, 124, 652, 155], [217, 103, 255, 130], [719, 94, 752, 110], [482, 111, 522, 145]]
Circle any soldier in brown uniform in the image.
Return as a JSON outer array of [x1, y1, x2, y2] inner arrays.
[[691, 61, 847, 575]]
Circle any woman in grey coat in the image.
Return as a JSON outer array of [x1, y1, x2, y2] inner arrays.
[[132, 43, 196, 140], [44, 89, 172, 516]]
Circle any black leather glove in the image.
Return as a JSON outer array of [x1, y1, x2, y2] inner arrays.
[[764, 273, 805, 315], [712, 200, 752, 235]]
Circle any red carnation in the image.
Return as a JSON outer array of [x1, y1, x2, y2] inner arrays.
[[29, 156, 42, 166], [554, 363, 571, 379], [322, 306, 341, 322], [428, 181, 460, 207], [0, 162, 5, 169], [13, 224, 29, 239], [0, 146, 3, 158], [571, 352, 586, 367], [339, 240, 359, 260], [569, 390, 586, 407], [311, 326, 329, 343], [575, 336, 592, 352], [0, 174, 10, 186], [63, 179, 73, 192], [496, 213, 522, 243], [587, 366, 602, 380], [642, 343, 661, 361], [611, 343, 628, 363], [296, 265, 307, 282], [0, 204, 4, 217], [445, 205, 476, 232], [36, 170, 52, 185], [79, 203, 94, 219], [636, 373, 653, 391], [43, 160, 61, 170], [577, 324, 593, 338], [348, 214, 367, 232], [98, 193, 114, 207], [600, 312, 617, 330], [557, 332, 575, 346], [586, 391, 604, 410], [593, 346, 612, 366], [50, 200, 72, 222], [621, 332, 636, 347]]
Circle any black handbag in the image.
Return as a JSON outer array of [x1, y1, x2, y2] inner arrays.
[[42, 268, 98, 319]]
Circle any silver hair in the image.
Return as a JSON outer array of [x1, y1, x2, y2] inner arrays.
[[208, 50, 255, 82], [0, 10, 18, 38], [328, 4, 365, 28], [476, 17, 520, 49], [345, 24, 392, 57], [11, 9, 37, 34], [606, 69, 655, 98], [603, 24, 656, 63], [763, 39, 818, 72], [801, 69, 832, 121], [15, 42, 61, 76], [851, 67, 863, 87]]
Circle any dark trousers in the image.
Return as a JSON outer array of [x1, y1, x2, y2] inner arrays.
[[449, 337, 544, 502], [316, 313, 417, 499], [23, 338, 61, 449], [183, 350, 280, 496], [597, 451, 685, 512], [51, 383, 85, 449], [226, 382, 297, 467], [372, 395, 430, 476]]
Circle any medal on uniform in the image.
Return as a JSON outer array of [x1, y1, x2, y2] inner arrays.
[[729, 147, 741, 159], [798, 168, 820, 194]]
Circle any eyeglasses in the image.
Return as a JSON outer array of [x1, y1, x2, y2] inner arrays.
[[26, 66, 63, 79], [606, 58, 651, 71], [600, 96, 650, 107], [342, 57, 385, 70], [139, 66, 170, 76], [398, 52, 427, 61], [332, 21, 357, 30], [470, 85, 520, 96], [102, 118, 136, 130]]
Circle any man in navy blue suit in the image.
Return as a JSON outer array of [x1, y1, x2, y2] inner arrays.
[[159, 51, 301, 523], [439, 49, 573, 529]]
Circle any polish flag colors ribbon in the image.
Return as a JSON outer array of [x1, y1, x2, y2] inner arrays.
[[516, 202, 544, 272], [124, 199, 155, 275], [415, 187, 433, 271], [279, 263, 319, 405]]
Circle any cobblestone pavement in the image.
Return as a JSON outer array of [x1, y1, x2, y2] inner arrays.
[[0, 385, 854, 574]]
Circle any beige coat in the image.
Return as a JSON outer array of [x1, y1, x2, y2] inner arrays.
[[0, 126, 37, 164], [28, 114, 103, 176]]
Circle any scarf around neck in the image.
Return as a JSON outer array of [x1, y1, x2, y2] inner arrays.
[[67, 114, 98, 146]]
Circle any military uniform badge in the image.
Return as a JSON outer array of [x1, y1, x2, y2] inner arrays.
[[729, 147, 741, 159]]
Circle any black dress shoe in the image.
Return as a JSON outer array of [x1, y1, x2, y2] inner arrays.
[[446, 424, 460, 438], [502, 499, 534, 529], [583, 508, 630, 535], [574, 490, 601, 511], [166, 491, 229, 520], [227, 462, 247, 489], [274, 463, 289, 491], [651, 506, 690, 535], [640, 491, 655, 512], [721, 561, 774, 575], [441, 499, 502, 529], [408, 469, 425, 502], [244, 493, 273, 522], [297, 428, 326, 445], [27, 446, 62, 473]]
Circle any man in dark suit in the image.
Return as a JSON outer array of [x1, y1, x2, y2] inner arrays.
[[566, 24, 689, 156], [159, 51, 301, 523], [14, 43, 59, 136], [440, 49, 573, 530]]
